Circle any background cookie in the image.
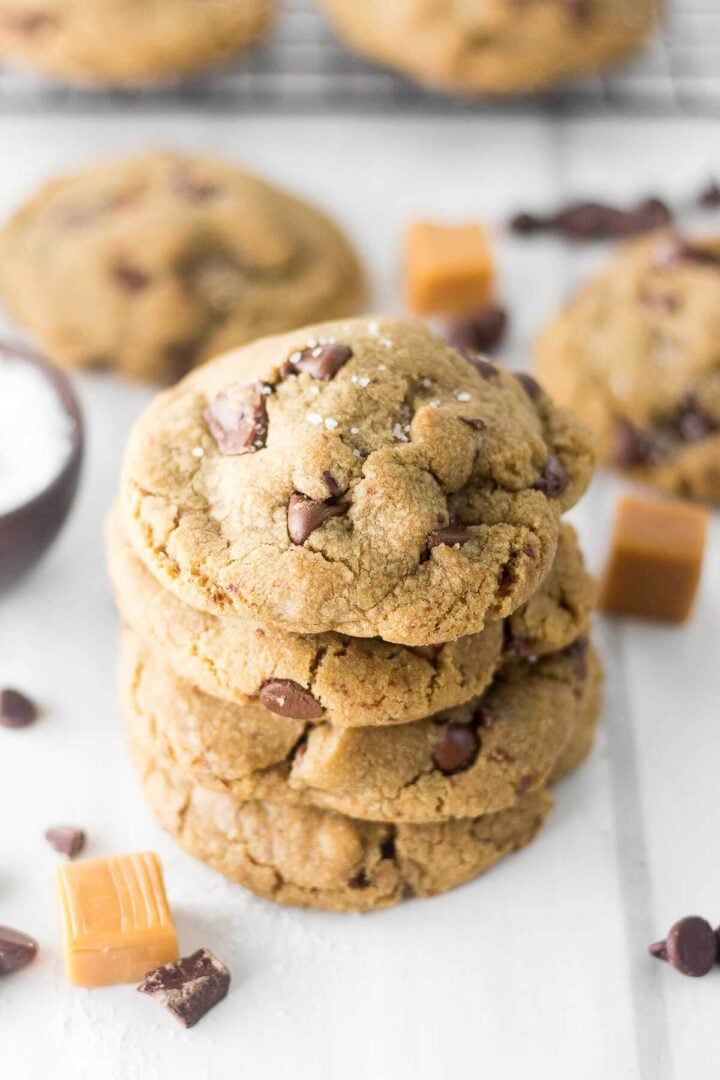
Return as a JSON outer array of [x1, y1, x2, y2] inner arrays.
[[122, 629, 595, 823], [121, 318, 594, 643], [0, 0, 273, 86], [318, 0, 657, 96], [0, 151, 365, 382], [131, 728, 554, 912], [108, 507, 592, 726], [537, 232, 720, 503]]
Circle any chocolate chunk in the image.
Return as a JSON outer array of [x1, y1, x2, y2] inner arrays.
[[259, 679, 324, 720], [432, 723, 479, 775], [291, 343, 352, 381], [650, 916, 718, 977], [322, 470, 342, 497], [379, 835, 396, 861], [565, 638, 589, 679], [426, 525, 473, 550], [465, 355, 500, 379], [511, 197, 671, 242], [459, 416, 486, 432], [138, 949, 230, 1028], [204, 382, 270, 455], [532, 455, 568, 499], [445, 305, 508, 354], [0, 927, 38, 976], [287, 493, 348, 545], [509, 211, 547, 235], [698, 179, 720, 208], [515, 372, 543, 400], [45, 826, 86, 858], [111, 263, 150, 293], [348, 869, 370, 889], [0, 688, 38, 729]]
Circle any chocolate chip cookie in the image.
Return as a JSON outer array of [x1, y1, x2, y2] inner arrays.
[[0, 1, 272, 86], [121, 318, 594, 643], [537, 232, 720, 503], [319, 0, 657, 96], [0, 152, 365, 382], [122, 628, 599, 823], [107, 504, 593, 726], [131, 727, 554, 912]]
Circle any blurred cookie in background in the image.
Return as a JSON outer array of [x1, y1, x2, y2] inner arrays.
[[0, 151, 366, 383], [0, 0, 273, 87], [536, 231, 720, 504], [318, 0, 659, 96]]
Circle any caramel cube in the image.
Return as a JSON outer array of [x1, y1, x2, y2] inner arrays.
[[406, 221, 495, 315], [598, 495, 708, 623], [56, 852, 179, 987]]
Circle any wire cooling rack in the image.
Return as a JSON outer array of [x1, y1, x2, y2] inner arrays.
[[0, 0, 718, 115]]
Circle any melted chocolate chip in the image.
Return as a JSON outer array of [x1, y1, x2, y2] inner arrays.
[[204, 382, 270, 455], [380, 835, 396, 861], [287, 493, 349, 545], [289, 343, 352, 381], [515, 372, 543, 400], [650, 916, 718, 977], [532, 455, 568, 499], [515, 775, 535, 797], [426, 525, 473, 550], [0, 689, 38, 729], [475, 707, 496, 729], [111, 263, 150, 292], [259, 680, 324, 720], [465, 354, 500, 379], [348, 869, 370, 889], [45, 826, 85, 858], [138, 949, 230, 1028], [509, 211, 546, 235], [565, 638, 589, 680], [445, 306, 508, 354], [432, 723, 479, 775], [0, 927, 38, 976], [322, 470, 342, 497], [459, 416, 486, 431]]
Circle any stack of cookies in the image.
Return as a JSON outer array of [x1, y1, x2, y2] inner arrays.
[[108, 317, 601, 912]]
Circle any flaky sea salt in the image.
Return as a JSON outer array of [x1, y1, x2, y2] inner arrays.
[[0, 356, 74, 515]]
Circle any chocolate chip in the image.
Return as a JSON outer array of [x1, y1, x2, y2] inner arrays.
[[111, 263, 150, 292], [565, 638, 589, 680], [658, 238, 720, 270], [289, 343, 352, 381], [426, 525, 473, 550], [675, 393, 716, 443], [466, 354, 500, 379], [510, 197, 672, 242], [509, 212, 547, 235], [287, 493, 348, 545], [698, 179, 720, 208], [0, 688, 38, 729], [138, 949, 230, 1028], [45, 827, 85, 858], [348, 869, 370, 889], [259, 679, 324, 720], [0, 927, 38, 976], [380, 835, 396, 861], [532, 455, 568, 499], [432, 723, 479, 775], [503, 622, 531, 658], [459, 416, 486, 431], [204, 382, 270, 456], [322, 470, 342, 497], [474, 707, 496, 729], [445, 306, 508, 354], [649, 916, 718, 977], [612, 419, 665, 468], [515, 775, 535, 796], [515, 372, 543, 400]]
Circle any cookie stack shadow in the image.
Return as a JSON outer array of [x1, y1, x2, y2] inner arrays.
[[108, 317, 602, 912]]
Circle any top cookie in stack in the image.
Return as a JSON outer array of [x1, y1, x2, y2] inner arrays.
[[120, 317, 594, 645], [114, 317, 598, 911]]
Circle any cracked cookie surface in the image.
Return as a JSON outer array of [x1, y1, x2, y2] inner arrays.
[[130, 727, 554, 912], [0, 151, 365, 382], [121, 317, 594, 643], [0, 0, 273, 86], [108, 506, 593, 726], [537, 231, 720, 503], [121, 628, 601, 824], [318, 0, 657, 96]]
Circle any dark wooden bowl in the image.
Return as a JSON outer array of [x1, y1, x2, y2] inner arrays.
[[0, 344, 84, 591]]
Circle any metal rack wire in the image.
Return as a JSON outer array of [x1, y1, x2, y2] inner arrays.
[[0, 0, 718, 115]]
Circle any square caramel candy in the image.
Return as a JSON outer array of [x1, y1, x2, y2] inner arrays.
[[56, 852, 179, 987], [405, 221, 495, 315], [598, 495, 708, 623]]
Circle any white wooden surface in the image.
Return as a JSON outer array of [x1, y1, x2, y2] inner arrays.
[[1, 115, 719, 1080]]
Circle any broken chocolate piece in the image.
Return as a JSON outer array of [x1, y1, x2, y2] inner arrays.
[[426, 525, 473, 550], [649, 916, 718, 977], [532, 455, 568, 499], [290, 343, 352, 381], [445, 305, 508, 354], [0, 688, 38, 729], [45, 826, 86, 859], [432, 723, 479, 775], [259, 679, 324, 720], [287, 493, 348, 545], [138, 949, 230, 1028], [0, 927, 38, 976], [204, 382, 270, 455]]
